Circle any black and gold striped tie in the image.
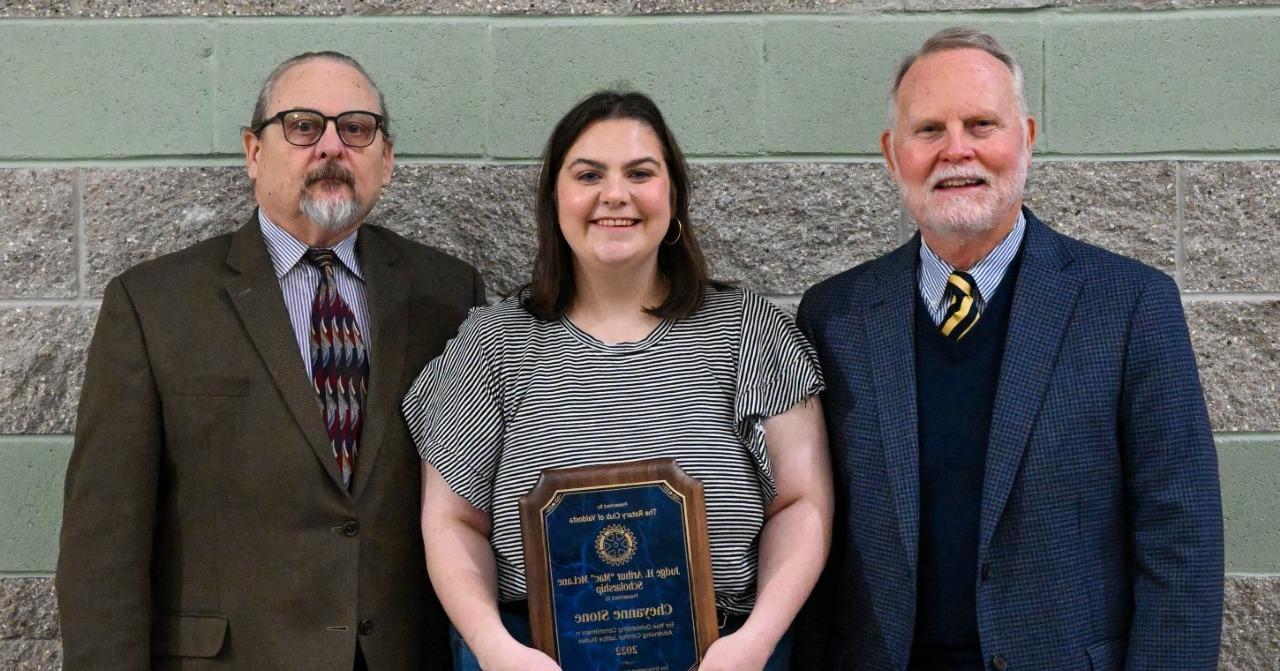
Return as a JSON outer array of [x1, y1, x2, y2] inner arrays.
[[940, 270, 982, 340]]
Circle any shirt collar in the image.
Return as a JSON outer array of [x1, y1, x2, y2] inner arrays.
[[918, 210, 1026, 311], [257, 209, 364, 281]]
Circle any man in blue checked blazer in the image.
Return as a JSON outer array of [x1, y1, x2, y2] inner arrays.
[[795, 28, 1223, 671]]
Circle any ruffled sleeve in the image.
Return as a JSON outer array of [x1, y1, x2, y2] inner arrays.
[[402, 306, 506, 512], [733, 290, 825, 502]]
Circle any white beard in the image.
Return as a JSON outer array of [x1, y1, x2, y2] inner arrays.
[[897, 155, 1028, 237]]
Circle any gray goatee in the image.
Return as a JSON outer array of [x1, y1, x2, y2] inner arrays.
[[299, 163, 364, 233]]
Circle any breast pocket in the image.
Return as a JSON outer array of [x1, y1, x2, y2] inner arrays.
[[164, 377, 251, 457]]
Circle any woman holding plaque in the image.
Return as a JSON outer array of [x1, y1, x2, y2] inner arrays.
[[403, 91, 832, 671]]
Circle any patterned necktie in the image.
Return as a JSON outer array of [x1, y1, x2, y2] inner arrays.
[[940, 270, 982, 341], [305, 248, 369, 490]]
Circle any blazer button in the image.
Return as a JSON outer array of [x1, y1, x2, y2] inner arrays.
[[980, 564, 992, 581], [359, 619, 374, 635], [342, 521, 360, 537], [991, 654, 1008, 671]]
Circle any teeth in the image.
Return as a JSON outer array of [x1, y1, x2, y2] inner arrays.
[[937, 178, 983, 188], [595, 218, 638, 227]]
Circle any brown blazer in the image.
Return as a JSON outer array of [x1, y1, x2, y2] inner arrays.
[[57, 216, 484, 671]]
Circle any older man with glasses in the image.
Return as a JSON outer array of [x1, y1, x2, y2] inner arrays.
[[57, 51, 484, 671]]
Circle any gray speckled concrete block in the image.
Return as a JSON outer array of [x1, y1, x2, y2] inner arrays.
[[73, 161, 1206, 299], [0, 306, 97, 435], [1187, 301, 1280, 433], [691, 163, 902, 294], [1184, 162, 1280, 292], [0, 578, 60, 670], [353, 0, 626, 13], [0, 579, 57, 640], [0, 0, 70, 16], [82, 168, 251, 297], [1222, 575, 1280, 671], [81, 165, 540, 298], [0, 170, 77, 299], [0, 638, 61, 671], [380, 163, 900, 297], [1025, 161, 1176, 275], [631, 0, 896, 12], [371, 164, 540, 297], [74, 0, 343, 16]]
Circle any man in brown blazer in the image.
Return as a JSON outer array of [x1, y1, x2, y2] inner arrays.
[[56, 51, 482, 670]]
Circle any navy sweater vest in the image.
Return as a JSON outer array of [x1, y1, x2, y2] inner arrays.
[[907, 249, 1022, 671]]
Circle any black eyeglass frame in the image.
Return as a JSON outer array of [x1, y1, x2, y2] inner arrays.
[[251, 108, 387, 148]]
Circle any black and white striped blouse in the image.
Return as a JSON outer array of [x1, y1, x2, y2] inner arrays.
[[402, 286, 823, 614]]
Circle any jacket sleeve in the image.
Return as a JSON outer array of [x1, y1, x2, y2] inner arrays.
[[1119, 274, 1224, 670], [57, 276, 162, 671]]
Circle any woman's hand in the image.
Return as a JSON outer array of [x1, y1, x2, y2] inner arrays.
[[421, 464, 559, 670], [700, 397, 832, 670], [697, 629, 775, 671], [473, 637, 562, 671]]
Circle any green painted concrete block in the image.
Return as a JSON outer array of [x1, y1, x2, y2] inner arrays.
[[10, 13, 1280, 160], [0, 437, 71, 573], [1, 435, 1276, 574], [763, 18, 1044, 156], [1045, 15, 1280, 154], [1219, 435, 1280, 574], [212, 20, 491, 158], [489, 19, 764, 159], [1, 21, 214, 160]]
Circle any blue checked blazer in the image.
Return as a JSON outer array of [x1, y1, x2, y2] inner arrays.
[[794, 209, 1223, 671]]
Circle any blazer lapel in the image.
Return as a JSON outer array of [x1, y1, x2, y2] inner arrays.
[[864, 239, 923, 574], [979, 211, 1082, 554], [349, 228, 409, 498], [224, 216, 347, 491]]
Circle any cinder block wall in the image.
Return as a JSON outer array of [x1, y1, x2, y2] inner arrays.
[[2, 1, 1277, 668]]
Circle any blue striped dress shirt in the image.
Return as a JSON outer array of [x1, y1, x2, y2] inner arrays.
[[917, 211, 1026, 326], [258, 210, 372, 380]]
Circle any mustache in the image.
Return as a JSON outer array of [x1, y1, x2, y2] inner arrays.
[[304, 163, 356, 189]]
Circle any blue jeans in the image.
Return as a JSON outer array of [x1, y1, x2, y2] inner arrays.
[[450, 607, 794, 670]]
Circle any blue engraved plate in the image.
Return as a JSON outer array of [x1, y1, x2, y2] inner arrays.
[[541, 482, 698, 671]]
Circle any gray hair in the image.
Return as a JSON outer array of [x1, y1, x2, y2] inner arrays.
[[248, 51, 393, 144], [887, 27, 1027, 127]]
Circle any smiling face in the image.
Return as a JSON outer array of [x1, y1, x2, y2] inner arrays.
[[242, 58, 393, 246], [555, 118, 674, 281], [882, 48, 1036, 246]]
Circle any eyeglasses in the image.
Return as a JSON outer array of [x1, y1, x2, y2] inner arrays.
[[252, 109, 385, 148]]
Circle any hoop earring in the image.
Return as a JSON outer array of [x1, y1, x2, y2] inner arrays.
[[663, 218, 683, 246]]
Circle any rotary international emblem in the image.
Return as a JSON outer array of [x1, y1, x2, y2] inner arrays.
[[595, 524, 637, 566]]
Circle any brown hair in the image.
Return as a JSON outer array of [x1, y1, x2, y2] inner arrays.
[[522, 90, 710, 321]]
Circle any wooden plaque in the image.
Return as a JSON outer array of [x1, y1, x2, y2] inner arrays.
[[519, 458, 718, 670]]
